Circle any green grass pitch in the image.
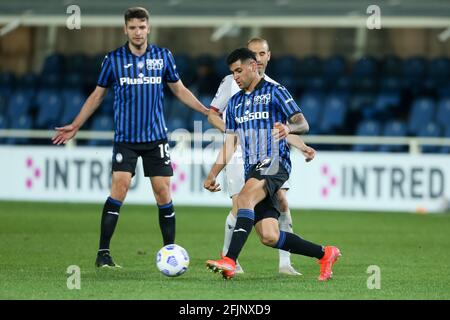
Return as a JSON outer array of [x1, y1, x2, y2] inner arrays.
[[0, 201, 449, 300]]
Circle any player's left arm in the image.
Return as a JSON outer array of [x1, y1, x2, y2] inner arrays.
[[167, 80, 209, 116], [286, 135, 316, 162], [204, 132, 238, 192], [272, 85, 309, 140]]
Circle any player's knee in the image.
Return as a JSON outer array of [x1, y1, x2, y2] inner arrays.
[[237, 193, 253, 209], [259, 230, 279, 247], [111, 180, 130, 200], [154, 186, 171, 204]]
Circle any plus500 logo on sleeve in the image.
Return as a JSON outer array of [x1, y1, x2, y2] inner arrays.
[[235, 111, 269, 124], [119, 76, 162, 86]]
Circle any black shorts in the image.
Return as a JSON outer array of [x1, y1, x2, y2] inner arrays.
[[245, 160, 289, 224], [111, 139, 173, 177]]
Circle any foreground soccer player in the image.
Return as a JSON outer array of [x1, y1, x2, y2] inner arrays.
[[208, 38, 316, 276], [204, 48, 341, 281], [52, 7, 208, 268]]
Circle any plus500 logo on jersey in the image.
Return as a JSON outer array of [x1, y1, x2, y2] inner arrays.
[[235, 111, 269, 124], [119, 77, 162, 86]]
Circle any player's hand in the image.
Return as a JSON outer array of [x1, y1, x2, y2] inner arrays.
[[52, 124, 79, 145], [301, 146, 316, 162], [203, 174, 221, 192], [272, 122, 290, 141]]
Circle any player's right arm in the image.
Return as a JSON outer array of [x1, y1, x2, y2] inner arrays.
[[52, 86, 107, 145], [203, 132, 238, 192], [208, 108, 225, 133], [53, 54, 113, 145]]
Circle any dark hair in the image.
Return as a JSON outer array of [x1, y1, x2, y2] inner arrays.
[[124, 7, 149, 24], [226, 48, 257, 66]]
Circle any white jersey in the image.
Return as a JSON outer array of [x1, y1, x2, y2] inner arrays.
[[209, 74, 290, 197]]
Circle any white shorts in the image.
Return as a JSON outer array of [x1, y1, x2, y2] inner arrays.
[[224, 150, 290, 198]]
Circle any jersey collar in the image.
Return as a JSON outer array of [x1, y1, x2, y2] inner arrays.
[[241, 77, 266, 94], [124, 42, 152, 56]]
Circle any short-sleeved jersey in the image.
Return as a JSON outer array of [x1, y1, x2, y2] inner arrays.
[[225, 78, 302, 176], [97, 42, 180, 143], [210, 74, 279, 122]]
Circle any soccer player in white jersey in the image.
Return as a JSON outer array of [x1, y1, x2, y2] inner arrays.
[[208, 38, 316, 275]]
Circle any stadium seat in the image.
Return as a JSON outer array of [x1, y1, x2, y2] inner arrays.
[[64, 54, 88, 74], [323, 55, 346, 78], [298, 56, 322, 77], [427, 57, 450, 80], [42, 53, 64, 74], [407, 98, 436, 134], [318, 97, 348, 134], [61, 90, 85, 124], [0, 93, 7, 116], [36, 92, 63, 129], [436, 98, 450, 129], [0, 114, 6, 144], [7, 90, 33, 120], [273, 55, 299, 78], [352, 56, 378, 78], [352, 120, 381, 152], [403, 57, 427, 78], [0, 72, 16, 96], [418, 122, 442, 153], [299, 94, 322, 132], [373, 93, 401, 119], [379, 120, 408, 152], [440, 126, 450, 154], [214, 54, 229, 79], [87, 115, 114, 146], [7, 115, 32, 145], [380, 55, 403, 77], [379, 77, 402, 93]]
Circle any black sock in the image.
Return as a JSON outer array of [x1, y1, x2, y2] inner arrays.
[[98, 196, 122, 252], [226, 209, 254, 261], [274, 231, 325, 259], [158, 201, 175, 245]]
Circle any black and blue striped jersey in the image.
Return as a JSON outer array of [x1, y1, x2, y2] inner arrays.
[[225, 79, 303, 177], [97, 42, 180, 143]]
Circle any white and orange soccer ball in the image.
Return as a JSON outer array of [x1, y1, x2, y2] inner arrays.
[[156, 244, 189, 277]]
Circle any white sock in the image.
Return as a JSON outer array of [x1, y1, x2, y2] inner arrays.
[[223, 212, 236, 255], [278, 210, 294, 267]]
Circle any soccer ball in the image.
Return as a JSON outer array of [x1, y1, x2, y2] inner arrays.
[[156, 244, 189, 277]]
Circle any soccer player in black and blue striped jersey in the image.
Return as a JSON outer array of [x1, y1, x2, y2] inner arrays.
[[204, 48, 341, 281], [52, 7, 209, 268]]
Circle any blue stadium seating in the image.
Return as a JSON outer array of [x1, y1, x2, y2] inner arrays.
[[7, 90, 34, 121], [0, 94, 7, 116], [352, 56, 378, 78], [436, 98, 450, 129], [61, 90, 85, 124], [318, 97, 348, 134], [36, 92, 63, 129], [87, 115, 114, 146], [299, 94, 322, 133], [407, 98, 436, 134], [418, 122, 442, 153], [0, 114, 6, 144], [273, 55, 299, 78], [298, 56, 322, 77], [323, 55, 346, 78], [441, 126, 450, 154], [352, 120, 381, 152], [8, 115, 32, 144], [372, 93, 401, 119], [379, 120, 407, 152], [380, 55, 403, 77]]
